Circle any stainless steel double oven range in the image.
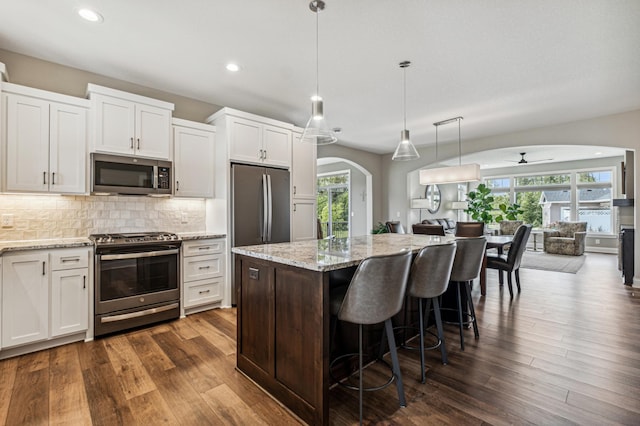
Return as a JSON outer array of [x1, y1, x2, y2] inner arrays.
[[90, 232, 181, 337]]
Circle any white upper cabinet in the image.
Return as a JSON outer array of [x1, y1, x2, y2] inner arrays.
[[88, 84, 174, 160], [173, 118, 216, 198], [208, 108, 292, 168], [2, 83, 88, 194], [291, 129, 317, 200]]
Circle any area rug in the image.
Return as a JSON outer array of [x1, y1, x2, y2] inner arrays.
[[519, 250, 586, 274]]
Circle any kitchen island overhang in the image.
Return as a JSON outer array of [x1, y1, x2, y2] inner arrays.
[[232, 234, 456, 425]]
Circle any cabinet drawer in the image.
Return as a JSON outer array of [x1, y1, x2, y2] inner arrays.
[[50, 249, 90, 271], [183, 239, 225, 257], [184, 278, 223, 308], [183, 254, 224, 281]]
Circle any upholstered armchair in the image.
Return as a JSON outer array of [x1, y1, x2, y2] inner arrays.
[[543, 221, 587, 256], [499, 220, 523, 236]]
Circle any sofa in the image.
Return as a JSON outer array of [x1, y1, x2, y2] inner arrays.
[[413, 218, 456, 234], [543, 221, 587, 256]]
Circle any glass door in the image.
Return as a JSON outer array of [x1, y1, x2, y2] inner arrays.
[[317, 172, 350, 238]]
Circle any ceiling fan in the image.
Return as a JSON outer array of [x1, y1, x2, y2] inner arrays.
[[506, 152, 553, 164]]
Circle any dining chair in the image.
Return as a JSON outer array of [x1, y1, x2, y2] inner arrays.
[[412, 223, 446, 236], [329, 250, 413, 424], [487, 224, 532, 297], [386, 221, 406, 234], [447, 236, 487, 350], [454, 221, 485, 237]]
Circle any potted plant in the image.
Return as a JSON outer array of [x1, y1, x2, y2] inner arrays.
[[464, 183, 495, 223], [371, 222, 389, 234], [495, 202, 524, 222]]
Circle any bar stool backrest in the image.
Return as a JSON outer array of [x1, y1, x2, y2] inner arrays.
[[338, 250, 413, 325], [407, 243, 457, 299], [450, 236, 487, 282]]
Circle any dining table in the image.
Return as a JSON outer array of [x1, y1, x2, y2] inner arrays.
[[479, 234, 515, 295]]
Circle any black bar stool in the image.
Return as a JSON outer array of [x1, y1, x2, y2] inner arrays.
[[330, 250, 412, 425]]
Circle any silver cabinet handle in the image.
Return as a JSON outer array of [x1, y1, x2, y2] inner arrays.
[[262, 150, 267, 159], [137, 138, 140, 149], [130, 137, 134, 149], [61, 257, 80, 263], [83, 275, 86, 289], [199, 289, 211, 294], [258, 149, 263, 159], [176, 180, 180, 191], [198, 246, 210, 250], [52, 172, 55, 185], [42, 261, 46, 275], [198, 265, 211, 270], [293, 203, 297, 212], [293, 185, 296, 195], [43, 171, 47, 185]]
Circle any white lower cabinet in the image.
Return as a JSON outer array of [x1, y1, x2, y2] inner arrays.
[[182, 239, 225, 314], [1, 248, 90, 351], [1, 252, 49, 348]]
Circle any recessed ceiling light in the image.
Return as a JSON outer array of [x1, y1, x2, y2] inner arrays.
[[77, 8, 103, 23], [594, 151, 602, 155], [226, 63, 240, 72], [332, 127, 342, 134]]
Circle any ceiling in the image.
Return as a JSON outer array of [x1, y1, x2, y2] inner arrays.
[[1, 0, 639, 158]]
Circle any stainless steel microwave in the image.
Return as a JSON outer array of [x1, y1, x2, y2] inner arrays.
[[91, 153, 172, 196]]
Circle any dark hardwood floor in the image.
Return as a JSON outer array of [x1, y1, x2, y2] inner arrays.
[[1, 252, 639, 425]]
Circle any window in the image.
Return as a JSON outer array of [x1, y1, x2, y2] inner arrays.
[[484, 168, 614, 234]]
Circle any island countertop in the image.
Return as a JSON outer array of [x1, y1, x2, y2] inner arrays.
[[232, 233, 455, 272]]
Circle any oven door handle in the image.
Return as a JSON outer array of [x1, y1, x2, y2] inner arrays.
[[100, 302, 179, 323], [99, 248, 180, 261]]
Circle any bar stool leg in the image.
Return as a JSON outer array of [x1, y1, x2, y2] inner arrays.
[[418, 298, 427, 383], [464, 281, 479, 339], [358, 324, 364, 425], [456, 282, 465, 350], [384, 319, 406, 407], [432, 297, 448, 365]]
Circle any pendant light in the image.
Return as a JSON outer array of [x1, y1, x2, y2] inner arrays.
[[392, 61, 420, 161], [419, 116, 481, 184], [301, 0, 337, 145]]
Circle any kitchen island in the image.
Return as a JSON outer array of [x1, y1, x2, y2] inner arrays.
[[232, 233, 455, 425]]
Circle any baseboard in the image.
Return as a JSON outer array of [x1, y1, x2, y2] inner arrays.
[[585, 247, 617, 254]]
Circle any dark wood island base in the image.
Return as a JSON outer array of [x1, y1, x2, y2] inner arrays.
[[233, 234, 455, 425]]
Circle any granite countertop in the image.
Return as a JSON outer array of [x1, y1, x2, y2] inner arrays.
[[232, 233, 456, 272], [0, 238, 93, 254], [178, 232, 226, 241]]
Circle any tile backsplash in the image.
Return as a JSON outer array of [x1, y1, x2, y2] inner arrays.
[[0, 194, 207, 240]]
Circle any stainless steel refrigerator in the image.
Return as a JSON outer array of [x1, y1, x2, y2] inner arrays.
[[231, 163, 290, 303]]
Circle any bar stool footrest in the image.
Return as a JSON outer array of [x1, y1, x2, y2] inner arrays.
[[329, 353, 395, 392]]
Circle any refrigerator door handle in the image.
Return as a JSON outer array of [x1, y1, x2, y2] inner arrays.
[[267, 174, 273, 242], [262, 174, 268, 242]]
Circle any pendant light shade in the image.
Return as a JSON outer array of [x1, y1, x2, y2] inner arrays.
[[419, 117, 481, 184], [301, 1, 337, 145], [392, 61, 419, 161]]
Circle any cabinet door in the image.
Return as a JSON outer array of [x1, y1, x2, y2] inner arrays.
[[5, 93, 50, 192], [49, 103, 87, 194], [229, 117, 263, 164], [292, 199, 318, 241], [262, 125, 291, 168], [174, 126, 215, 197], [2, 253, 48, 348], [291, 132, 317, 199], [51, 269, 89, 337], [135, 103, 171, 159], [93, 94, 136, 155]]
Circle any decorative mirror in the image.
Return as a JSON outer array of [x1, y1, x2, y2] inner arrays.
[[424, 184, 441, 214]]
